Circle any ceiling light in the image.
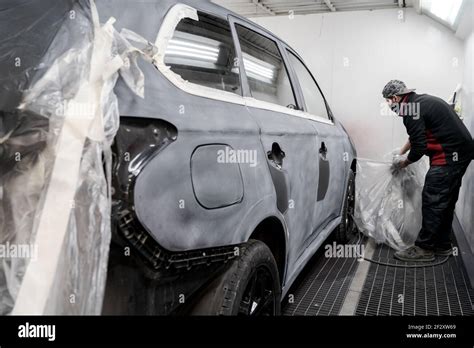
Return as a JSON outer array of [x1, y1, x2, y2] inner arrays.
[[242, 54, 276, 83], [165, 37, 220, 63], [169, 39, 219, 54], [422, 0, 464, 27]]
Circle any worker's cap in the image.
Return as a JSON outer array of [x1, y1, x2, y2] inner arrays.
[[382, 80, 416, 98]]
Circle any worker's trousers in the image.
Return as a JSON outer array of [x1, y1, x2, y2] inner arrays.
[[415, 162, 470, 250]]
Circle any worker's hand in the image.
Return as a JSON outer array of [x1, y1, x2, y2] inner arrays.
[[391, 156, 409, 175]]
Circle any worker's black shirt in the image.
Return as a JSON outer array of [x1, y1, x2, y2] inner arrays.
[[400, 93, 474, 166]]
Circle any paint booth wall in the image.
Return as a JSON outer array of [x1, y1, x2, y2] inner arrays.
[[457, 30, 474, 252], [252, 8, 465, 161]]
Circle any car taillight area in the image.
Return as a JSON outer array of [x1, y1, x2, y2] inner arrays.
[[111, 117, 178, 270], [112, 117, 178, 205], [111, 117, 239, 273]]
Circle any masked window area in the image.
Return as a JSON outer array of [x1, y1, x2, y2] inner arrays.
[[354, 151, 429, 251], [163, 13, 241, 95], [0, 0, 150, 315]]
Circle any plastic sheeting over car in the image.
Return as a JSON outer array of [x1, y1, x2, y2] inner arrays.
[[354, 152, 429, 251], [0, 0, 148, 314]]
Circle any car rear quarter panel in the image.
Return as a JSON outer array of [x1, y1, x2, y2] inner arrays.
[[115, 50, 285, 252]]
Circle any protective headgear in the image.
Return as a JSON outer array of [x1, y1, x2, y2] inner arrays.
[[382, 80, 415, 98]]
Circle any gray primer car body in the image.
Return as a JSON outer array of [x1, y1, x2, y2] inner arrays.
[[99, 0, 357, 298]]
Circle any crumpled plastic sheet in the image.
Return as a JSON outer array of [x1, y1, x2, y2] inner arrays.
[[0, 0, 147, 314], [354, 152, 429, 251]]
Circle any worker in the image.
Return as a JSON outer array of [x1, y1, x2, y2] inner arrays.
[[382, 80, 474, 262]]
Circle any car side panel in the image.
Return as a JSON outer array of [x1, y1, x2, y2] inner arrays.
[[118, 58, 283, 252], [107, 0, 357, 290]]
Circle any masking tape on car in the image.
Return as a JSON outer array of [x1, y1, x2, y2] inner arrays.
[[10, 0, 153, 315], [11, 2, 120, 315], [152, 4, 334, 126]]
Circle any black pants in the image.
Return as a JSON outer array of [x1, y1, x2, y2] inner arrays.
[[415, 163, 470, 250]]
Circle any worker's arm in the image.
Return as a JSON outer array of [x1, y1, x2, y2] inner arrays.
[[400, 140, 411, 155], [403, 114, 427, 164]]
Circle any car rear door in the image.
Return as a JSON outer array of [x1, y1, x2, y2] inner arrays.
[[230, 17, 323, 266]]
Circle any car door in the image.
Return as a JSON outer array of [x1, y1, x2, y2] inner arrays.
[[230, 18, 322, 268], [284, 49, 347, 231]]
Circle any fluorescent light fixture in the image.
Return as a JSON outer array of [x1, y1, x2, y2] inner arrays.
[[242, 54, 276, 83], [165, 37, 219, 63], [421, 0, 464, 27], [244, 60, 274, 79], [169, 39, 219, 54]]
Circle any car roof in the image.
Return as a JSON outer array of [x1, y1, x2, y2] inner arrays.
[[96, 0, 304, 63], [183, 0, 303, 60]]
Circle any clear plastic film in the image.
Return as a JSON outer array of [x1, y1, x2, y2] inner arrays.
[[0, 0, 149, 314], [354, 152, 429, 251]]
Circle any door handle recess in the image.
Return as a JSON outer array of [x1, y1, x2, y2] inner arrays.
[[318, 141, 330, 201], [267, 143, 285, 168], [319, 142, 327, 154]]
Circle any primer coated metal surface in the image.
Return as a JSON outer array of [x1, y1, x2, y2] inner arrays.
[[98, 0, 356, 292]]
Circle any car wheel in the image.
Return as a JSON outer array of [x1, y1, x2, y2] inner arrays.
[[189, 239, 281, 315], [335, 170, 356, 244]]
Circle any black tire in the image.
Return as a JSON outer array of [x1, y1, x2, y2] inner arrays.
[[190, 239, 281, 315], [334, 170, 356, 244]]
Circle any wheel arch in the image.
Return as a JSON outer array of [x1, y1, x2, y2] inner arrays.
[[248, 216, 287, 286], [339, 158, 357, 217]]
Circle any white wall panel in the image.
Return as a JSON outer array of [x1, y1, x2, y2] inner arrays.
[[252, 8, 465, 160]]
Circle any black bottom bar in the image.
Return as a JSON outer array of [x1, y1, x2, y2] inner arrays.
[[0, 316, 473, 346]]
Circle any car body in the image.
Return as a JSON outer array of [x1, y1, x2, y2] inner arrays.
[[101, 0, 357, 314]]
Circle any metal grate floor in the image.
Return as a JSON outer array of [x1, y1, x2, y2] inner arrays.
[[282, 233, 474, 316], [355, 242, 474, 316], [283, 235, 361, 316]]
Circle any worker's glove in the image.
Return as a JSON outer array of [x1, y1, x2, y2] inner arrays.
[[391, 156, 406, 175]]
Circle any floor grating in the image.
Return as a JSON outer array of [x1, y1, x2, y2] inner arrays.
[[282, 235, 361, 316], [355, 242, 474, 316], [282, 234, 474, 316]]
